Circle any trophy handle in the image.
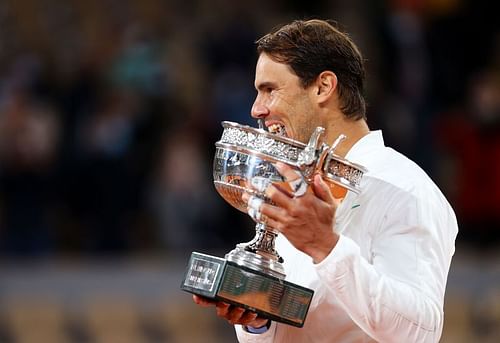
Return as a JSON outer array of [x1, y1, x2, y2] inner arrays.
[[317, 134, 347, 172], [297, 127, 325, 181]]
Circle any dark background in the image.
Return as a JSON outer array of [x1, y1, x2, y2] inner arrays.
[[0, 0, 498, 342]]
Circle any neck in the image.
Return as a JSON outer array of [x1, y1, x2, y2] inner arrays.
[[324, 117, 369, 157]]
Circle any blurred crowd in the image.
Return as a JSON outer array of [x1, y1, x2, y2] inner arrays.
[[0, 0, 498, 258]]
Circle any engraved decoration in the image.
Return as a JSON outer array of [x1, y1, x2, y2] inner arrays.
[[324, 158, 365, 191], [218, 124, 303, 164]]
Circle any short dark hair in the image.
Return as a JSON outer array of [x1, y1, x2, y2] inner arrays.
[[256, 19, 366, 120]]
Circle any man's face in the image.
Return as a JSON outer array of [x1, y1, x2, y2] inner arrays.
[[251, 53, 322, 144]]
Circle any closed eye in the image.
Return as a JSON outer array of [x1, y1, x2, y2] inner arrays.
[[256, 81, 277, 94]]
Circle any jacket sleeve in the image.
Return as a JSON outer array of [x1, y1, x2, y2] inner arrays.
[[314, 195, 457, 343]]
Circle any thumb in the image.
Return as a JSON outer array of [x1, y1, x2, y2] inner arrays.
[[312, 174, 335, 204]]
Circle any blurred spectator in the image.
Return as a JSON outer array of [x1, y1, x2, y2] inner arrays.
[[371, 1, 431, 165], [67, 88, 147, 253], [434, 66, 500, 247], [147, 124, 240, 254], [0, 57, 60, 255], [108, 24, 169, 97], [200, 15, 259, 126]]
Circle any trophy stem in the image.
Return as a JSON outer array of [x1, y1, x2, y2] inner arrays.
[[242, 223, 283, 262], [225, 223, 286, 279]]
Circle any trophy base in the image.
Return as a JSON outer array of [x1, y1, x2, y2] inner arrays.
[[181, 251, 314, 328]]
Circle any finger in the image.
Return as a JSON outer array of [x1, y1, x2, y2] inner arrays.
[[215, 302, 231, 317], [274, 162, 309, 197], [259, 202, 288, 230], [258, 212, 281, 231], [274, 162, 302, 182], [271, 181, 294, 198], [238, 311, 259, 325], [225, 306, 246, 324], [193, 295, 216, 307], [313, 174, 335, 205], [264, 184, 293, 210], [245, 194, 265, 222]]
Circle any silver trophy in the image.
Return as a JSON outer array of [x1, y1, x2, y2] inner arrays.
[[181, 121, 366, 327]]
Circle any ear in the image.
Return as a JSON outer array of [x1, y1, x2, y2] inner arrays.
[[313, 71, 337, 105]]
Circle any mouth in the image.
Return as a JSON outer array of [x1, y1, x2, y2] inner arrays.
[[267, 123, 288, 137]]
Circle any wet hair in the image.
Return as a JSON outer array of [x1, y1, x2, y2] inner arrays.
[[256, 19, 366, 120]]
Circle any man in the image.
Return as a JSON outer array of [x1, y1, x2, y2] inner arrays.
[[194, 19, 458, 342]]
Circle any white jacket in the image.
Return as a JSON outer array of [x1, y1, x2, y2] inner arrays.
[[235, 131, 458, 342]]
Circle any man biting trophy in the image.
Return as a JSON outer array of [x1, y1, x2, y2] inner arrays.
[[186, 19, 457, 343]]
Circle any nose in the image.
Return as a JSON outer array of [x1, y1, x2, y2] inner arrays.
[[251, 96, 269, 119]]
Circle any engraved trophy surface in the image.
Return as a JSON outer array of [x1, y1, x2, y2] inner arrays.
[[181, 121, 367, 327]]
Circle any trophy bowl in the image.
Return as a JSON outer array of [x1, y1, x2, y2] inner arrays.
[[213, 121, 366, 278], [214, 121, 366, 212], [181, 121, 367, 327]]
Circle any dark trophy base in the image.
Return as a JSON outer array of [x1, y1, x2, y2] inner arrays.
[[181, 252, 314, 328]]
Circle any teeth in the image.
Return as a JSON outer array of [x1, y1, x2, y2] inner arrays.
[[268, 124, 287, 137]]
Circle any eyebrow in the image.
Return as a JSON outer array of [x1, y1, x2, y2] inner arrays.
[[255, 81, 277, 91]]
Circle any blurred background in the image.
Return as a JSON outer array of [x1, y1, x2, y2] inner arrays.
[[0, 0, 498, 342]]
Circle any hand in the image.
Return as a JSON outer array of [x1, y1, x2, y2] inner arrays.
[[244, 162, 340, 263], [192, 295, 269, 328]]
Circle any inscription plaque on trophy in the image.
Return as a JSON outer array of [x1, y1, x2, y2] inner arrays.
[[181, 121, 366, 328], [182, 252, 313, 326]]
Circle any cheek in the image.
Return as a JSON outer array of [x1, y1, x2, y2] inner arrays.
[[295, 107, 319, 141], [267, 97, 279, 109], [266, 98, 290, 118], [269, 92, 291, 107]]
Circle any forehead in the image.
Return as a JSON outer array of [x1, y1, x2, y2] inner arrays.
[[254, 53, 298, 87]]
